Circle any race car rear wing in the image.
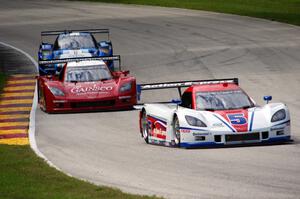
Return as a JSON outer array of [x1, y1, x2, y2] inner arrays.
[[38, 55, 122, 71], [137, 78, 239, 100], [41, 28, 110, 40]]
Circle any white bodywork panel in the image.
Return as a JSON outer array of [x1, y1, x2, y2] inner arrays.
[[142, 102, 291, 147]]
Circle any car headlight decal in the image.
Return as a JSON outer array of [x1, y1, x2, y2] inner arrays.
[[49, 86, 65, 96], [271, 109, 286, 122], [185, 115, 207, 127], [120, 82, 132, 93]]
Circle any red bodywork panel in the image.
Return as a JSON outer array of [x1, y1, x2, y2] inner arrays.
[[37, 64, 137, 113], [214, 109, 249, 132], [186, 83, 251, 132], [147, 115, 167, 140]]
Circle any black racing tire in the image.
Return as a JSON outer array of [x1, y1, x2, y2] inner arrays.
[[40, 88, 48, 113], [37, 79, 41, 102], [141, 110, 149, 143], [173, 116, 181, 147], [43, 94, 48, 113]]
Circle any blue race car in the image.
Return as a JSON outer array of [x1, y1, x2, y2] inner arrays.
[[38, 29, 113, 75]]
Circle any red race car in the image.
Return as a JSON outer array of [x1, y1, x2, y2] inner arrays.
[[37, 56, 137, 113]]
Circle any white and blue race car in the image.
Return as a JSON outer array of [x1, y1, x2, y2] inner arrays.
[[137, 78, 291, 148], [38, 29, 113, 75]]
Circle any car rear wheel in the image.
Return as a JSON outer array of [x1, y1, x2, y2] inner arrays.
[[141, 110, 149, 143], [173, 116, 181, 147]]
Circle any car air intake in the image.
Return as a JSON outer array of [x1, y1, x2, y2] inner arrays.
[[214, 135, 221, 142], [225, 133, 259, 142], [262, 131, 269, 139], [71, 100, 115, 108]]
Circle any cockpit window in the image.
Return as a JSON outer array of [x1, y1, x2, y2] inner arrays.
[[66, 65, 112, 82], [54, 33, 96, 50], [196, 89, 254, 110]]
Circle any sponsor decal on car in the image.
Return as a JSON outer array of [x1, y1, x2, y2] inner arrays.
[[212, 123, 223, 127], [192, 132, 210, 136], [70, 84, 113, 94], [180, 129, 191, 133]]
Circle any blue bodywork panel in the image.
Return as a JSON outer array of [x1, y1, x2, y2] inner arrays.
[[38, 32, 113, 75]]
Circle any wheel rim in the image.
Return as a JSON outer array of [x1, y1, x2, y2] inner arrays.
[[174, 118, 180, 145], [142, 112, 148, 139]]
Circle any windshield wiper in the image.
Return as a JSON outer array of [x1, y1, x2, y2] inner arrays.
[[100, 78, 111, 81], [204, 108, 216, 111], [70, 80, 78, 84], [241, 105, 252, 109]]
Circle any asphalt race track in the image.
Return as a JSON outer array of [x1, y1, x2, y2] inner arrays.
[[1, 0, 300, 198]]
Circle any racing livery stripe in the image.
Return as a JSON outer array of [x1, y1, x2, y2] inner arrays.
[[147, 115, 167, 140], [179, 127, 207, 131], [249, 111, 255, 132], [272, 120, 290, 127], [180, 142, 222, 148], [152, 134, 166, 140], [213, 114, 236, 132], [147, 115, 167, 124]]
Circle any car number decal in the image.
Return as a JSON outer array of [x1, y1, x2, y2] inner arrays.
[[227, 113, 247, 125]]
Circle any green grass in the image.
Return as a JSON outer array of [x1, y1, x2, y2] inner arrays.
[[0, 145, 160, 199], [0, 73, 160, 199], [76, 0, 300, 26]]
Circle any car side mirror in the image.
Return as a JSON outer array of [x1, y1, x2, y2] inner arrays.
[[123, 70, 130, 76], [171, 99, 182, 104], [263, 95, 272, 104], [98, 41, 111, 47], [41, 43, 53, 50], [46, 75, 53, 80]]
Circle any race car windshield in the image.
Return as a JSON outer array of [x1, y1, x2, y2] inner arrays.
[[196, 89, 254, 110], [66, 65, 112, 82], [54, 34, 97, 50]]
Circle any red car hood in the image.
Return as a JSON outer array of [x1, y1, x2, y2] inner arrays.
[[61, 80, 118, 99], [214, 109, 248, 132]]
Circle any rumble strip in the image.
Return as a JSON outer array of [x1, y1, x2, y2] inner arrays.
[[0, 74, 35, 145]]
